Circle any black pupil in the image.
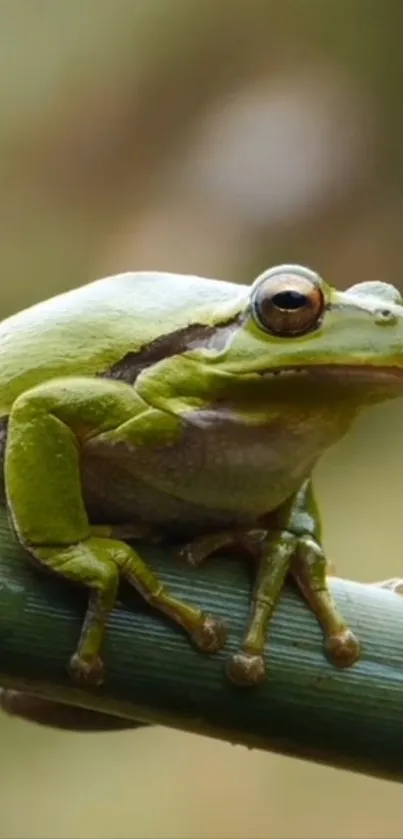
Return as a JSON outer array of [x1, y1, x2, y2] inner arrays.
[[272, 289, 307, 310]]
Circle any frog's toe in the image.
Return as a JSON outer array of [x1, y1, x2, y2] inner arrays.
[[191, 615, 228, 653], [179, 530, 240, 568], [179, 543, 207, 568], [226, 651, 266, 686], [69, 653, 105, 686], [324, 628, 360, 668], [371, 578, 403, 596]]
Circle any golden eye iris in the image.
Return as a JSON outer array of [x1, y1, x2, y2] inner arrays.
[[251, 265, 325, 337]]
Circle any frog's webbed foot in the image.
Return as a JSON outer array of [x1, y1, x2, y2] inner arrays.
[[191, 615, 228, 652], [69, 652, 105, 687], [226, 651, 266, 686]]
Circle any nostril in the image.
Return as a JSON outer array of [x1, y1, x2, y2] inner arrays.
[[375, 308, 398, 325]]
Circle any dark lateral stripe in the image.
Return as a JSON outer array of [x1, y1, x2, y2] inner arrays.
[[0, 416, 7, 454], [0, 417, 7, 497], [102, 315, 242, 385]]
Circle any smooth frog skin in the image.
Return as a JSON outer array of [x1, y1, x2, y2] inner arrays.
[[1, 264, 403, 687]]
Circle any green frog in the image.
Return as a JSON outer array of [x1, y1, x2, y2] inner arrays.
[[1, 264, 402, 687]]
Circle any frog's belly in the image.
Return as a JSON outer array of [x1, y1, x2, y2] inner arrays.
[[81, 411, 334, 535]]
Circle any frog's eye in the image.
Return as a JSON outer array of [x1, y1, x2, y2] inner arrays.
[[251, 265, 325, 337]]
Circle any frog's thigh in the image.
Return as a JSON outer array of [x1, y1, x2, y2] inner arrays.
[[5, 375, 150, 545]]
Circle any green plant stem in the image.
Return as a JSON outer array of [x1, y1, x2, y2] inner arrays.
[[1, 504, 403, 781]]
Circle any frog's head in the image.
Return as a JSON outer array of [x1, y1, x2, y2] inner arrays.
[[191, 264, 403, 406]]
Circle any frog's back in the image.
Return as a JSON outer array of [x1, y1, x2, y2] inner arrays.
[[0, 271, 246, 414]]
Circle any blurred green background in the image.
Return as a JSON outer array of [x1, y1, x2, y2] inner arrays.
[[2, 1, 403, 836]]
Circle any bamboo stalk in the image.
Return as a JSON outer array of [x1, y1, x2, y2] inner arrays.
[[1, 504, 403, 781]]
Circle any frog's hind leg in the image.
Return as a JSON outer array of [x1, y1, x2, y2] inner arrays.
[[4, 377, 227, 685]]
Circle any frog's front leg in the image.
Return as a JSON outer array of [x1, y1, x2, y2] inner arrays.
[[5, 377, 227, 685], [182, 525, 299, 685], [181, 479, 360, 686], [229, 479, 360, 685]]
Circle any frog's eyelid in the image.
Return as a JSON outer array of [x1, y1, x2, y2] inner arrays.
[[251, 264, 322, 290], [330, 301, 382, 315]]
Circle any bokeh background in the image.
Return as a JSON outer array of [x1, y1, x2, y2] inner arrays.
[[2, 2, 403, 837]]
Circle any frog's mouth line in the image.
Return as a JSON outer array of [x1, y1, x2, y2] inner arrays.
[[261, 365, 403, 386]]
